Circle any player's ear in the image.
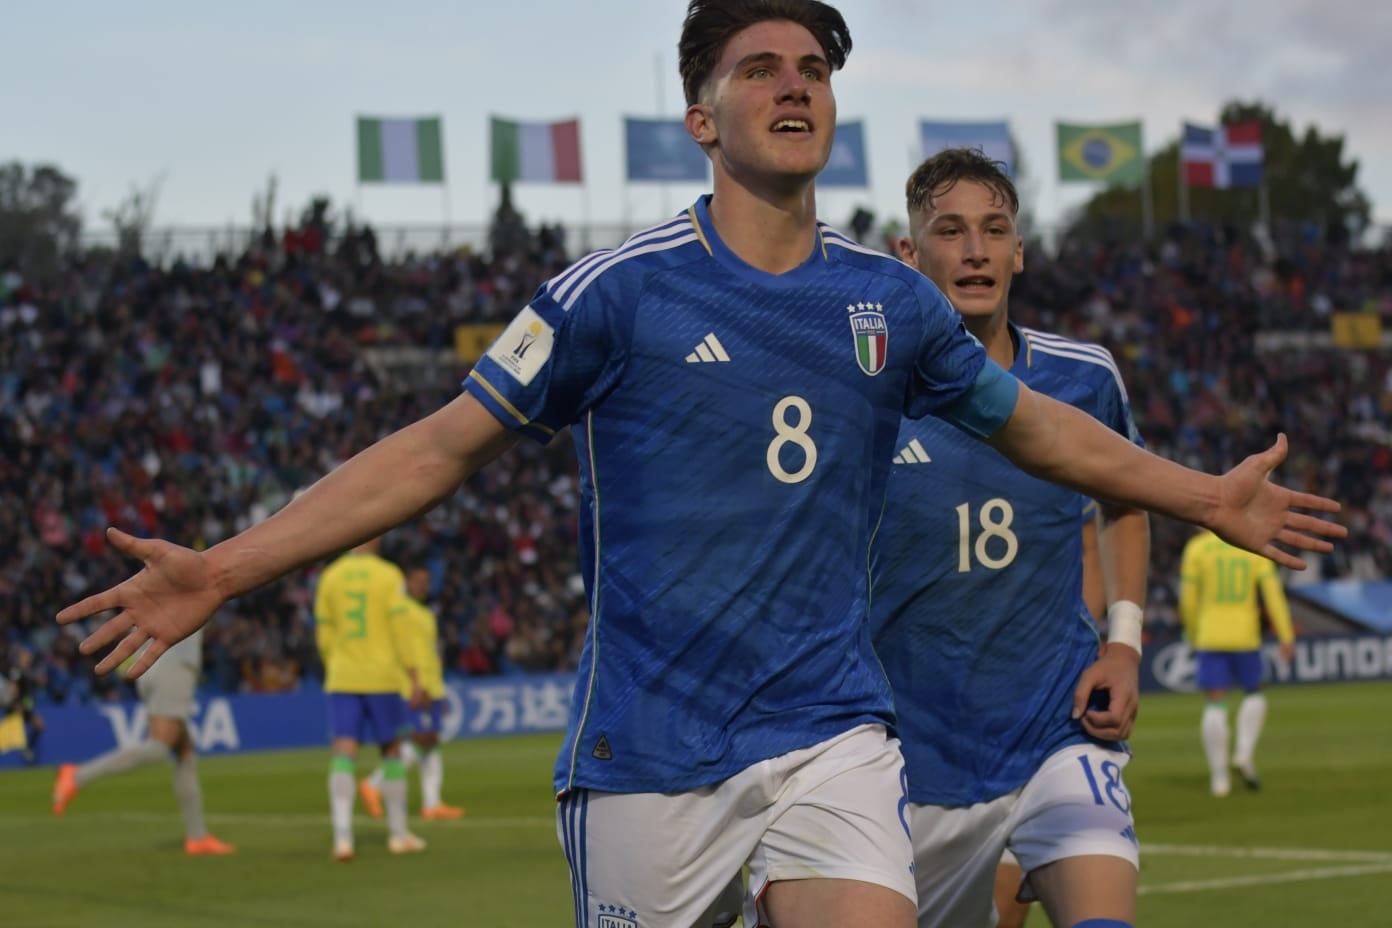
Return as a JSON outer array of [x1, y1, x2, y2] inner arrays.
[[1013, 234, 1024, 275], [686, 104, 716, 147], [894, 234, 917, 266]]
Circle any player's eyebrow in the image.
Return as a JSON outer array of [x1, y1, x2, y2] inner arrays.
[[930, 211, 1013, 226], [732, 51, 830, 74]]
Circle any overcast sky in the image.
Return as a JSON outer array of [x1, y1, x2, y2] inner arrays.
[[7, 0, 1388, 241]]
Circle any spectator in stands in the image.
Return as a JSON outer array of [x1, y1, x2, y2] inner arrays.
[[1, 214, 1386, 703]]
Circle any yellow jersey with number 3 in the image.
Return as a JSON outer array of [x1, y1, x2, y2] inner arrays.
[[1179, 530, 1294, 651], [314, 552, 411, 693]]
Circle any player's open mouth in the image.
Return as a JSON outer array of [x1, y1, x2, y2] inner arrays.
[[954, 275, 995, 291], [770, 118, 813, 134]]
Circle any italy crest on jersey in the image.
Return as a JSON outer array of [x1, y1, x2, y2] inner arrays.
[[849, 302, 888, 376]]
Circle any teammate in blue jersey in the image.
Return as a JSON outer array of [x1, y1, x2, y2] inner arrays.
[[877, 147, 1150, 928], [58, 3, 1344, 926]]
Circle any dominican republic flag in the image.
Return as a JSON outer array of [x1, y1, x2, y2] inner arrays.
[[1181, 121, 1263, 188]]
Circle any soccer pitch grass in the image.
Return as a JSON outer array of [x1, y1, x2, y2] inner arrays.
[[2, 682, 1389, 927]]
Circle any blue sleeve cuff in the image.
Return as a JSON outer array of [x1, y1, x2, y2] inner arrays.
[[939, 358, 1019, 439]]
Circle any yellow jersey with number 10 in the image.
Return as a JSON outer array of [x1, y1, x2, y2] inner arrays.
[[1179, 531, 1293, 652], [314, 552, 411, 693]]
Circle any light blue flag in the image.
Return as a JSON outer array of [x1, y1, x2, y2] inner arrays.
[[624, 117, 708, 183], [819, 120, 869, 188], [918, 120, 1014, 176]]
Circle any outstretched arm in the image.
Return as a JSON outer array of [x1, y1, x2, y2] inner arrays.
[[58, 393, 518, 678], [986, 382, 1345, 568]]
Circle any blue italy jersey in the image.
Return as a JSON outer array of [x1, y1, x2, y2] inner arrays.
[[465, 196, 1016, 795], [872, 324, 1143, 806]]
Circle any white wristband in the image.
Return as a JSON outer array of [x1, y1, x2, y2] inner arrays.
[[1106, 600, 1145, 654]]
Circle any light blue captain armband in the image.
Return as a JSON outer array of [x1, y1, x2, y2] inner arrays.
[[939, 357, 1019, 439]]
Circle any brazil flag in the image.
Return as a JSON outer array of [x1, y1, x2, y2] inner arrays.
[[1056, 122, 1144, 186]]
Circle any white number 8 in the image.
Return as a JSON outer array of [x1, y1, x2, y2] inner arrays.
[[767, 396, 818, 484]]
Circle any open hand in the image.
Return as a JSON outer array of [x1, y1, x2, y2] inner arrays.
[[56, 528, 226, 679], [1210, 434, 1347, 570]]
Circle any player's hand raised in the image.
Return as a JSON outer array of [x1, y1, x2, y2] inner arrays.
[[56, 527, 226, 679], [1208, 434, 1346, 570]]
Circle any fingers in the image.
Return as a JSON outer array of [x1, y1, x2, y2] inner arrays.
[[1083, 691, 1137, 740], [1258, 433, 1289, 473], [106, 526, 159, 561], [1285, 492, 1342, 515], [78, 610, 134, 654], [57, 588, 126, 627], [1276, 527, 1334, 554], [1263, 545, 1307, 571], [1081, 712, 1126, 741], [127, 639, 169, 680], [1284, 510, 1347, 537], [94, 626, 150, 676], [1071, 670, 1099, 720]]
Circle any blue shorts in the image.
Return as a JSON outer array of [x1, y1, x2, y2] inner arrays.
[[408, 698, 445, 735], [1196, 650, 1264, 693], [328, 692, 406, 745]]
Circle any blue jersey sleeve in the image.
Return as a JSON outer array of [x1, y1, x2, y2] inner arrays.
[[464, 273, 632, 442], [902, 276, 996, 419], [937, 357, 1019, 439]]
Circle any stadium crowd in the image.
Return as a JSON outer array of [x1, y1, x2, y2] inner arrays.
[[2, 211, 1388, 706]]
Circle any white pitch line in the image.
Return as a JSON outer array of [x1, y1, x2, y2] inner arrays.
[[1139, 862, 1392, 896], [1143, 843, 1392, 863]]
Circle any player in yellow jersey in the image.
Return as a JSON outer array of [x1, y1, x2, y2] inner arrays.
[[360, 561, 465, 821], [1179, 529, 1295, 797], [314, 536, 425, 859]]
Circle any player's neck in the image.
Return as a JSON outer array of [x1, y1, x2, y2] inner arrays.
[[964, 308, 1015, 368], [707, 176, 818, 275]]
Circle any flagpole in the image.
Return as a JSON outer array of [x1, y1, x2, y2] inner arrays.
[[1258, 179, 1270, 230], [441, 179, 452, 251], [581, 182, 592, 253], [440, 117, 451, 251], [1177, 142, 1190, 225], [1141, 161, 1155, 241], [657, 53, 670, 218], [353, 116, 363, 235]]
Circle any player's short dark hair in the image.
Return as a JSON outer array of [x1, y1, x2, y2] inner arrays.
[[905, 147, 1020, 220], [679, 0, 852, 105]]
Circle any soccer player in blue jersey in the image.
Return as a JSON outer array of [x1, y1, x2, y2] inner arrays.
[[877, 147, 1150, 928], [58, 2, 1344, 925]]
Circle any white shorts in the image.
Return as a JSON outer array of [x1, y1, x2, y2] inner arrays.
[[135, 661, 199, 721], [555, 723, 914, 928], [909, 743, 1138, 928]]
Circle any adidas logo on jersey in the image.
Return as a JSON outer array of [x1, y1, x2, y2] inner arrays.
[[893, 439, 931, 465], [685, 333, 730, 363]]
